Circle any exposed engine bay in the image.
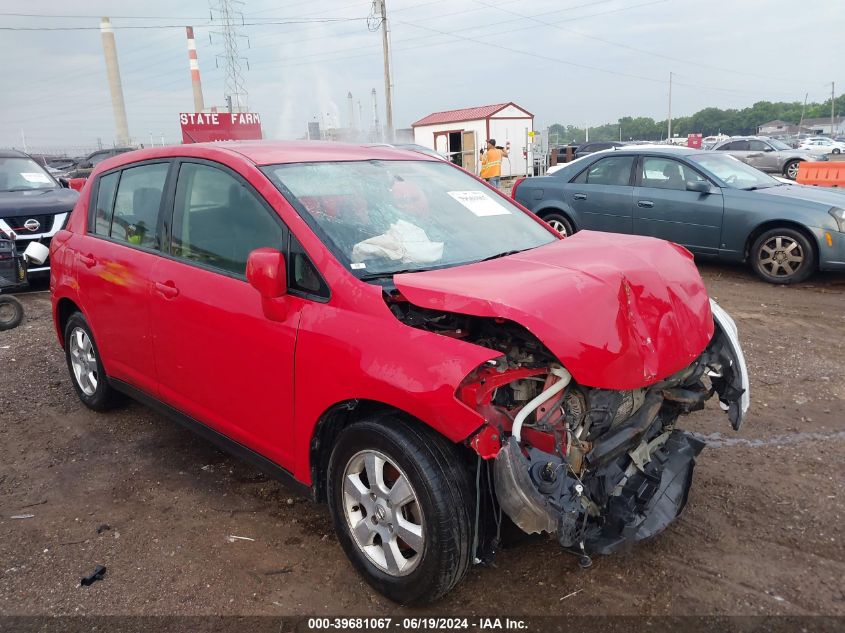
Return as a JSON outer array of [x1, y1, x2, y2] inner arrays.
[[387, 291, 749, 560]]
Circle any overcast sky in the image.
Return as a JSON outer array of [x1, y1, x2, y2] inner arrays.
[[1, 0, 842, 152]]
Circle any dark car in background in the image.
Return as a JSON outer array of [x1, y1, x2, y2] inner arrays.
[[512, 147, 845, 284], [0, 149, 79, 275], [63, 147, 135, 179], [574, 141, 627, 159], [710, 136, 821, 180]]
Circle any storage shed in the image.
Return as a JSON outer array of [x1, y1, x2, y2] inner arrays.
[[411, 102, 534, 178]]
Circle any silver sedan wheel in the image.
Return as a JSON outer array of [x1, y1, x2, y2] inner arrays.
[[341, 449, 424, 577], [69, 327, 98, 396], [547, 219, 569, 236], [786, 162, 800, 179], [758, 235, 804, 278]]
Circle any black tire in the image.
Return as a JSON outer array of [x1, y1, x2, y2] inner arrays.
[[783, 159, 801, 180], [541, 211, 574, 236], [327, 414, 474, 605], [750, 227, 815, 284], [833, 148, 841, 154], [0, 296, 24, 331], [63, 312, 124, 411]]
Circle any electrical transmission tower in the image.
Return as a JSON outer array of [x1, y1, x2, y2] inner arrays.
[[210, 0, 250, 112]]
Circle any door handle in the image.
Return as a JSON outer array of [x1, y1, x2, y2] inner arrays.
[[154, 281, 180, 299], [79, 253, 96, 268], [573, 193, 587, 200], [637, 200, 654, 208]]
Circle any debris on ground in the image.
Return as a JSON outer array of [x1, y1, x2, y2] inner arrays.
[[80, 565, 107, 587]]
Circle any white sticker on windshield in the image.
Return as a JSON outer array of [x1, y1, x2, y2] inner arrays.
[[447, 191, 511, 217], [350, 262, 366, 270], [21, 172, 51, 184]]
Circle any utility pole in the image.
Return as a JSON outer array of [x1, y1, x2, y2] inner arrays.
[[832, 82, 836, 136], [667, 71, 673, 142], [798, 92, 808, 140], [20, 129, 27, 153], [376, 0, 394, 142]]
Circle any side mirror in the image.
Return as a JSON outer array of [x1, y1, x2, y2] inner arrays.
[[686, 180, 712, 194], [247, 248, 287, 298]]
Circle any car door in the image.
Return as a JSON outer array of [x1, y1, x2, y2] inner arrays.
[[74, 161, 172, 396], [632, 156, 724, 253], [565, 155, 635, 233], [149, 160, 306, 466], [747, 139, 778, 172]]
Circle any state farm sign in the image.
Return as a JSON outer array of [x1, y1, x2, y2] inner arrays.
[[180, 112, 263, 143]]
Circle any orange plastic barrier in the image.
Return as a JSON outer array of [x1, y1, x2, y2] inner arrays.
[[796, 161, 845, 187]]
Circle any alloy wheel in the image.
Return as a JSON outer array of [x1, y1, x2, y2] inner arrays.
[[758, 235, 804, 279], [547, 219, 569, 236], [341, 449, 425, 577], [786, 162, 800, 179], [69, 327, 98, 396]]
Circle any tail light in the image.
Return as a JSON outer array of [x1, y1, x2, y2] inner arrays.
[[511, 177, 526, 200]]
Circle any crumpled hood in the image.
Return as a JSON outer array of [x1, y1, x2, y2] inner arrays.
[[0, 188, 78, 218], [394, 231, 714, 390]]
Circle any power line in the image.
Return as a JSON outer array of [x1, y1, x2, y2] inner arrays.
[[0, 18, 369, 31]]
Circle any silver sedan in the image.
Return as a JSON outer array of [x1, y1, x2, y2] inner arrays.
[[711, 136, 823, 180]]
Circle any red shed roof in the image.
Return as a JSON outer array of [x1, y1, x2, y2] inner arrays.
[[411, 102, 532, 127]]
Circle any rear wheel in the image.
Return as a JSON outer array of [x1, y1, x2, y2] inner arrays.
[[750, 227, 815, 284], [0, 296, 24, 331], [541, 211, 574, 236], [327, 415, 473, 604], [833, 148, 841, 154], [783, 160, 801, 180], [64, 312, 125, 410]]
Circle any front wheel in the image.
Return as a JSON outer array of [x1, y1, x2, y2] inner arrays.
[[833, 148, 841, 154], [783, 160, 801, 180], [541, 212, 574, 236], [327, 415, 473, 604], [0, 296, 24, 331], [750, 228, 815, 284]]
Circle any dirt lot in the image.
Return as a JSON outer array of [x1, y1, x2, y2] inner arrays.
[[1, 263, 843, 618]]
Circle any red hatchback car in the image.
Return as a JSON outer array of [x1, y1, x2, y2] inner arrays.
[[50, 141, 749, 604]]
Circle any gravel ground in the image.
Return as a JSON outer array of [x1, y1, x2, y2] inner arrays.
[[0, 263, 843, 617]]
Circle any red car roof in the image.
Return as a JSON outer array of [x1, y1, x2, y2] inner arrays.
[[98, 140, 434, 171]]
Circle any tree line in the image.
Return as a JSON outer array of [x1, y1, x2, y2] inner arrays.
[[549, 94, 844, 144]]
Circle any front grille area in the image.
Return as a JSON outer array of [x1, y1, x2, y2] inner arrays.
[[1, 214, 54, 234]]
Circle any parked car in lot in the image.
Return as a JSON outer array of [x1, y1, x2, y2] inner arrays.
[[51, 141, 748, 604], [798, 136, 845, 155], [512, 147, 845, 284], [62, 147, 135, 179], [0, 149, 79, 275], [710, 136, 821, 180], [573, 140, 626, 159]]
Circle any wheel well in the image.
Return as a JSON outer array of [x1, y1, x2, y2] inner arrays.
[[308, 400, 475, 503], [56, 298, 81, 347], [536, 207, 575, 229], [744, 221, 818, 265]]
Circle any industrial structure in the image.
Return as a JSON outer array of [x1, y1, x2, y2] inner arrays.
[[99, 17, 130, 146]]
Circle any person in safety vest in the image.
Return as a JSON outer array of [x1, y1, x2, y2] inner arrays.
[[479, 139, 508, 189]]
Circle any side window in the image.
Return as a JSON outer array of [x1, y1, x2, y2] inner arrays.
[[572, 156, 634, 186], [90, 152, 110, 167], [289, 235, 329, 298], [748, 140, 769, 151], [171, 162, 287, 276], [640, 158, 707, 191], [111, 163, 169, 249], [93, 172, 119, 235]]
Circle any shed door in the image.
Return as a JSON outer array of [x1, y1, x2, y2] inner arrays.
[[462, 131, 477, 174]]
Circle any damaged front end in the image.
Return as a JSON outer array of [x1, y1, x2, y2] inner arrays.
[[457, 299, 749, 558]]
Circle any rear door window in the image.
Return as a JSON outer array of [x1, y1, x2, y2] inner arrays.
[[111, 163, 170, 249], [93, 172, 119, 235], [170, 162, 287, 277], [572, 156, 634, 186]]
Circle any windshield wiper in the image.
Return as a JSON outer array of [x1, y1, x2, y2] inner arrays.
[[359, 267, 435, 281], [479, 249, 523, 262]]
